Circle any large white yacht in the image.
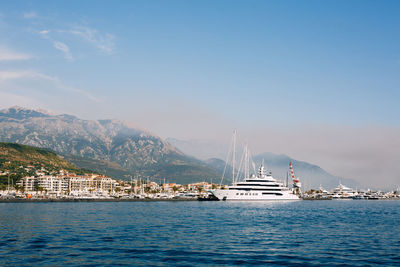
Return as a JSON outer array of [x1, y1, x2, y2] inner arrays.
[[210, 164, 300, 201], [331, 183, 357, 199]]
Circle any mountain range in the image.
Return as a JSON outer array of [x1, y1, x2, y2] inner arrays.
[[0, 106, 219, 184], [0, 106, 357, 189]]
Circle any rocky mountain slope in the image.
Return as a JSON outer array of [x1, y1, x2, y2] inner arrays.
[[0, 106, 219, 184]]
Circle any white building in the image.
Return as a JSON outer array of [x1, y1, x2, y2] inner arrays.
[[18, 174, 118, 197]]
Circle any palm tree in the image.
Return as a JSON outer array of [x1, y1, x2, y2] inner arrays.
[[172, 186, 178, 196]]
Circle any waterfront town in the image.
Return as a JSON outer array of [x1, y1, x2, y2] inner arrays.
[[0, 166, 221, 200], [0, 166, 399, 200]]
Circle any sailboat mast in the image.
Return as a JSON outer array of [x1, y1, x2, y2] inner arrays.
[[244, 145, 249, 179], [232, 130, 236, 185], [244, 145, 247, 180]]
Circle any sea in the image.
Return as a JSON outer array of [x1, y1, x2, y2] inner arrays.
[[0, 200, 399, 266]]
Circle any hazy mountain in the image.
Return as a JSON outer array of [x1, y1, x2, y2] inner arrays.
[[252, 152, 357, 190], [204, 158, 233, 184], [166, 138, 229, 160], [0, 106, 219, 184], [205, 153, 357, 190], [169, 138, 358, 190]]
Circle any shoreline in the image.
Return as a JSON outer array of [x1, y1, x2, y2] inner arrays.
[[0, 198, 399, 203], [0, 198, 199, 203]]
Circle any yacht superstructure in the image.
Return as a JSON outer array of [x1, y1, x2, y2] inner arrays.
[[332, 183, 357, 199]]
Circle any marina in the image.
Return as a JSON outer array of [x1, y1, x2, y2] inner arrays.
[[0, 1, 398, 266], [1, 165, 398, 201]]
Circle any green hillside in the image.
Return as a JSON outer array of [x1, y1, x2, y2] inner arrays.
[[64, 153, 220, 184], [0, 142, 92, 189], [63, 154, 133, 180]]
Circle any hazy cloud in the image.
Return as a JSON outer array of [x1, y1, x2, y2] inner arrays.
[[0, 70, 35, 82], [0, 70, 102, 103], [36, 24, 115, 59], [69, 26, 115, 54], [0, 46, 32, 61], [238, 125, 400, 190], [53, 41, 73, 61], [23, 11, 37, 19], [0, 91, 39, 108], [38, 30, 74, 61]]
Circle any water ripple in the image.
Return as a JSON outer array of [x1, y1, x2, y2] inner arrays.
[[0, 201, 399, 266]]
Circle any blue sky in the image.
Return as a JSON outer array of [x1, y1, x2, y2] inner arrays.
[[0, 1, 399, 188]]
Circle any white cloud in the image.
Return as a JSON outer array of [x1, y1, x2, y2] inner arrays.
[[23, 11, 37, 19], [0, 70, 34, 81], [37, 30, 74, 61], [0, 70, 61, 84], [0, 47, 32, 61], [35, 24, 115, 58], [69, 26, 115, 54], [39, 30, 50, 35], [53, 41, 73, 61]]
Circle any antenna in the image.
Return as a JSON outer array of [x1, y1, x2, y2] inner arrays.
[[286, 172, 289, 187]]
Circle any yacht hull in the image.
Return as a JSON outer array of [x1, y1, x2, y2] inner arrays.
[[211, 189, 300, 201]]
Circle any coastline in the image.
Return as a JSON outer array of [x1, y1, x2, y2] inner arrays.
[[1, 198, 398, 203], [0, 198, 199, 203]]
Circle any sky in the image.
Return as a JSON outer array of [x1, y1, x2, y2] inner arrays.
[[0, 0, 399, 189]]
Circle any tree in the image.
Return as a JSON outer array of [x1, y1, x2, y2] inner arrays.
[[34, 183, 40, 193], [172, 186, 178, 195], [34, 184, 44, 195]]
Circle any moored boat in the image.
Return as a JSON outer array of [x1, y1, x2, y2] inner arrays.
[[210, 131, 301, 201], [211, 164, 300, 201]]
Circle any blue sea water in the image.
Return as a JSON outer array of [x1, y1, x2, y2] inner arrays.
[[0, 200, 399, 266]]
